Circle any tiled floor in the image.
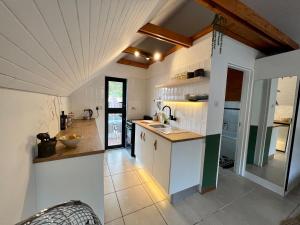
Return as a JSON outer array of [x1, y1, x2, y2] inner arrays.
[[104, 148, 300, 225], [246, 151, 287, 186]]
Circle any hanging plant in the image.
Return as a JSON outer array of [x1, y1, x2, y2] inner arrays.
[[211, 14, 227, 56]]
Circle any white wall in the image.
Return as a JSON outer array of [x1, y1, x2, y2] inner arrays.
[[209, 34, 260, 135], [0, 88, 69, 224], [69, 62, 147, 144], [146, 34, 212, 135]]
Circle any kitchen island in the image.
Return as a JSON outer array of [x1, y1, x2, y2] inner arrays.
[[134, 120, 205, 202], [33, 119, 105, 224]]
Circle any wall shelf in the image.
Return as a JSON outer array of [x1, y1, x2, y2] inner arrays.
[[156, 99, 208, 103], [155, 76, 208, 88]]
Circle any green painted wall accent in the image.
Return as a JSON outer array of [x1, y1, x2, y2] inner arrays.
[[263, 127, 273, 165], [202, 134, 221, 190], [247, 125, 258, 164]]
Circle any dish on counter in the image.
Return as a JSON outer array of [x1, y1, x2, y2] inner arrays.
[[58, 134, 81, 148]]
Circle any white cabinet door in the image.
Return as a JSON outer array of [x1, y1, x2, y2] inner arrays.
[[152, 135, 171, 193], [135, 125, 143, 161], [142, 129, 155, 175]]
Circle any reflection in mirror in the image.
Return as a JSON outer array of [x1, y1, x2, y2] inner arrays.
[[246, 76, 298, 187]]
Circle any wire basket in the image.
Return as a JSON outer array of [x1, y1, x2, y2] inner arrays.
[[16, 201, 102, 225]]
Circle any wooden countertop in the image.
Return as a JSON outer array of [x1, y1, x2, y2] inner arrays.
[[134, 120, 205, 143], [33, 119, 105, 163], [274, 120, 291, 126]]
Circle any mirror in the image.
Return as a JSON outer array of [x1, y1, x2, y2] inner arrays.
[[246, 76, 298, 187]]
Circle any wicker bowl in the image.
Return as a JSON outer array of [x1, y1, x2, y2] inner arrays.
[[59, 134, 81, 148]]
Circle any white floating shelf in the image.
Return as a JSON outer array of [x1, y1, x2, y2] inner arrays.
[[155, 76, 208, 88], [156, 99, 208, 103]]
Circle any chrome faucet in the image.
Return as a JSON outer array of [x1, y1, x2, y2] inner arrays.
[[162, 105, 177, 121]]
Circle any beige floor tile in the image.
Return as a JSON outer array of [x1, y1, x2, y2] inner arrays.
[[116, 185, 153, 215], [123, 205, 167, 225], [108, 161, 136, 175], [156, 200, 194, 225], [106, 150, 131, 164], [142, 181, 167, 203], [203, 187, 297, 225], [105, 218, 125, 225], [112, 171, 141, 191], [104, 193, 122, 223], [205, 173, 257, 206], [104, 164, 111, 176], [104, 176, 115, 195], [136, 169, 154, 183]]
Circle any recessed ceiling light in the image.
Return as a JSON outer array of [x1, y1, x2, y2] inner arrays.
[[146, 57, 150, 61], [134, 50, 140, 57], [153, 52, 161, 61]]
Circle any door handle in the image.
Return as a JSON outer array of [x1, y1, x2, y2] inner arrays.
[[154, 140, 157, 150], [143, 133, 146, 141], [140, 132, 143, 140]]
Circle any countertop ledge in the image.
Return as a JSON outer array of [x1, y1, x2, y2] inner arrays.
[[33, 119, 105, 164], [134, 120, 205, 142]]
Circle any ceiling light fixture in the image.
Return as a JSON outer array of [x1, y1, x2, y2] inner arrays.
[[153, 52, 161, 61], [134, 50, 140, 57], [146, 57, 150, 61]]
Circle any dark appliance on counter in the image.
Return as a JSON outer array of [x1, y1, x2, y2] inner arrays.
[[36, 133, 57, 158], [83, 109, 93, 120], [125, 116, 152, 157]]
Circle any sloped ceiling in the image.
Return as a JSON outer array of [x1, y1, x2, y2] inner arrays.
[[0, 0, 162, 96], [241, 0, 300, 46]]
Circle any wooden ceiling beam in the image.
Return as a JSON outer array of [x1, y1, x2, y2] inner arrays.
[[138, 23, 193, 48], [195, 0, 299, 51], [117, 58, 149, 69]]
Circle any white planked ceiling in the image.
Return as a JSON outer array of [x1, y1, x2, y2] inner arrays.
[[0, 0, 162, 96]]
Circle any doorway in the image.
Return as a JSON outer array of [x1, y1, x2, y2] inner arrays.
[[219, 68, 244, 172], [105, 77, 127, 149]]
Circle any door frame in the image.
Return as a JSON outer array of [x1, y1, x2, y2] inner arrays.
[[105, 76, 127, 149], [226, 63, 254, 176]]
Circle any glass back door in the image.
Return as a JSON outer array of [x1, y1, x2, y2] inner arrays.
[[105, 77, 127, 149]]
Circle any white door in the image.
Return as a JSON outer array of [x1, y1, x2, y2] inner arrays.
[[142, 129, 155, 175], [135, 125, 143, 161], [152, 135, 171, 193]]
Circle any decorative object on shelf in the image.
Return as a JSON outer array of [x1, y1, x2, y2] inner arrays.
[[155, 76, 208, 88], [36, 133, 57, 158], [187, 72, 194, 79], [174, 71, 188, 80], [185, 94, 209, 102], [194, 68, 205, 77]]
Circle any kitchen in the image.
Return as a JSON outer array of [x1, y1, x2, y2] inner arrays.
[[2, 1, 300, 225]]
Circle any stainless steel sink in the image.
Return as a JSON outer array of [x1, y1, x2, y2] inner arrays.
[[149, 124, 187, 134], [158, 127, 187, 134], [149, 124, 169, 129]]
